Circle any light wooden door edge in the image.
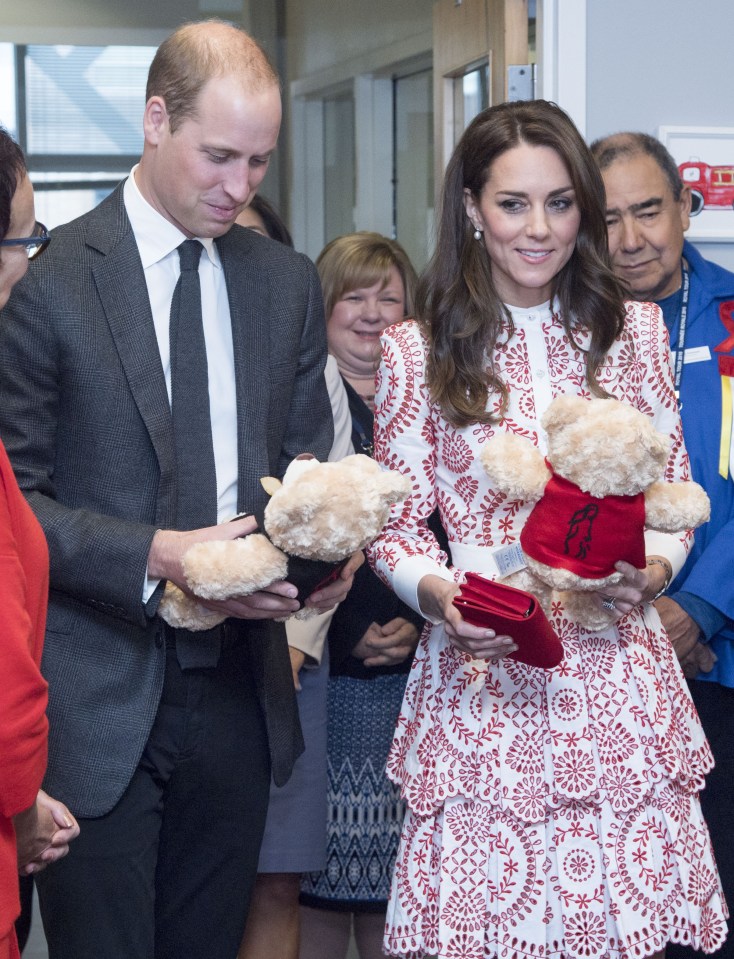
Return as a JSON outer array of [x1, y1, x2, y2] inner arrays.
[[433, 0, 528, 194]]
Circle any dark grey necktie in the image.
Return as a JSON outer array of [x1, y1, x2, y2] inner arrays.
[[169, 239, 221, 667]]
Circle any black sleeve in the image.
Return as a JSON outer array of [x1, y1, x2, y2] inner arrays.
[[327, 556, 423, 676]]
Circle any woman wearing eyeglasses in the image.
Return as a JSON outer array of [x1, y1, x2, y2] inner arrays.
[[0, 128, 77, 959]]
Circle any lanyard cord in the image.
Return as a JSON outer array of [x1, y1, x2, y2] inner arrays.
[[352, 413, 374, 457], [342, 376, 375, 458], [673, 263, 690, 403]]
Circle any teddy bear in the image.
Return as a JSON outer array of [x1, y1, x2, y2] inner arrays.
[[480, 394, 710, 631], [157, 453, 412, 631]]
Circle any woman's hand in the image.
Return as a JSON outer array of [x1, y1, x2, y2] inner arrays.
[[594, 556, 670, 620], [352, 617, 420, 667], [15, 790, 80, 875], [418, 574, 519, 661]]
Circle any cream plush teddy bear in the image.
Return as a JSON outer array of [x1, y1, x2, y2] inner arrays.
[[157, 454, 411, 631], [480, 394, 710, 630]]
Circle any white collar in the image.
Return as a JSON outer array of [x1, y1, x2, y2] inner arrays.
[[123, 165, 221, 271], [503, 298, 554, 318]]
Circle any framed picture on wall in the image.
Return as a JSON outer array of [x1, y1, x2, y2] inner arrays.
[[659, 125, 734, 242]]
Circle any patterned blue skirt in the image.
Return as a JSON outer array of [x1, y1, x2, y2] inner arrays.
[[300, 671, 408, 911]]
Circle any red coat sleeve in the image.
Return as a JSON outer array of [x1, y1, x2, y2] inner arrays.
[[0, 450, 48, 820]]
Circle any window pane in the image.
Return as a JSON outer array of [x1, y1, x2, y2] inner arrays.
[[25, 45, 155, 155], [451, 64, 489, 145], [32, 173, 123, 229], [461, 66, 489, 129], [0, 43, 17, 137], [323, 93, 355, 242], [395, 68, 433, 272]]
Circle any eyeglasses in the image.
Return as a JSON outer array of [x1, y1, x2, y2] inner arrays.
[[0, 222, 51, 261]]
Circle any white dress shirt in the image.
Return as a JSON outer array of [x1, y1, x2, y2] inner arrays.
[[124, 169, 239, 601], [124, 168, 239, 522]]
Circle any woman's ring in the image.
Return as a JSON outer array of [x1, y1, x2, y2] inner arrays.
[[601, 597, 617, 611]]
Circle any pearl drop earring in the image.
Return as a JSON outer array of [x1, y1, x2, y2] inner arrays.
[[473, 227, 483, 240]]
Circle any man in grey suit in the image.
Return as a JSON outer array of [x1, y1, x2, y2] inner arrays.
[[0, 20, 358, 959]]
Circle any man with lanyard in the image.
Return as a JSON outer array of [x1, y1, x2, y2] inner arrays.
[[592, 131, 734, 956]]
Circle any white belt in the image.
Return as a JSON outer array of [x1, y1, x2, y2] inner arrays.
[[448, 541, 502, 579]]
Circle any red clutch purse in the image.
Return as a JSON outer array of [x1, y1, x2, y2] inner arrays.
[[453, 572, 563, 669]]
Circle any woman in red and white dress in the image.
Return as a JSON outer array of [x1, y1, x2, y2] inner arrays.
[[367, 100, 727, 959]]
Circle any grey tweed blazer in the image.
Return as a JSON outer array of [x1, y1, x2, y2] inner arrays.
[[0, 184, 333, 816]]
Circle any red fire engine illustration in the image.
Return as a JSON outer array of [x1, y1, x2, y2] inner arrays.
[[679, 160, 734, 215]]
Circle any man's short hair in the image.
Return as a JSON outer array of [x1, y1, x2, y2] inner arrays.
[[590, 132, 683, 202], [146, 20, 279, 133]]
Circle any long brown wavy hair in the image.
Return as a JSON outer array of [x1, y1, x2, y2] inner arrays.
[[419, 99, 627, 428]]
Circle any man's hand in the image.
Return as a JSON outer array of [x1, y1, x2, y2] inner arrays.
[[303, 550, 364, 612], [15, 790, 80, 876], [654, 596, 701, 661], [352, 618, 420, 667], [149, 516, 259, 583], [149, 518, 302, 620], [679, 642, 717, 679]]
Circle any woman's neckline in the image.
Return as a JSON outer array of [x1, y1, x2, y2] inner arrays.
[[503, 298, 553, 317], [340, 369, 376, 410]]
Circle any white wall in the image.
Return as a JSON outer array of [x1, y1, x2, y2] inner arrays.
[[585, 0, 734, 272], [0, 0, 211, 44], [283, 0, 432, 254], [285, 0, 432, 90]]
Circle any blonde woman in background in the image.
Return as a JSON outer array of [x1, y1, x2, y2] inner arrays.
[[236, 199, 351, 959], [299, 233, 440, 959]]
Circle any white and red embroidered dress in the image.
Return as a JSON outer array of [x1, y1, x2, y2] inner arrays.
[[368, 301, 727, 959]]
